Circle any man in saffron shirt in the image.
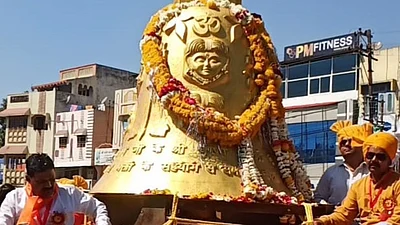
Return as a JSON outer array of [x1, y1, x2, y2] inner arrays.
[[0, 154, 111, 225], [314, 132, 400, 225]]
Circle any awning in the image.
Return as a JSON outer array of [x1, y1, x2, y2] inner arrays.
[[31, 80, 68, 92], [73, 128, 87, 136], [0, 108, 30, 117], [0, 146, 28, 155], [55, 130, 69, 137]]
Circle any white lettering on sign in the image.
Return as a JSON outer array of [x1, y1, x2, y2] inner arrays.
[[286, 35, 354, 60]]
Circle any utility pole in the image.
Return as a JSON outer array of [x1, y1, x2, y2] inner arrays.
[[358, 28, 378, 125], [366, 29, 374, 124]]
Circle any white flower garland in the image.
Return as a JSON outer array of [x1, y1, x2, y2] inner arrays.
[[277, 120, 313, 201], [238, 138, 265, 186]]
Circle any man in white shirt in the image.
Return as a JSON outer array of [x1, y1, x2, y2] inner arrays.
[[314, 121, 372, 206], [0, 153, 111, 225]]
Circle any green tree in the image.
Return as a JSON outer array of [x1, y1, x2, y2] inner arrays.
[[0, 98, 6, 147]]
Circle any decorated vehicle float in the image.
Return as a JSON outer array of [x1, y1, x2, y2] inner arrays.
[[90, 0, 334, 224]]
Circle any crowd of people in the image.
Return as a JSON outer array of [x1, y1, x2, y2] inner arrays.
[[313, 121, 400, 225], [0, 120, 399, 224]]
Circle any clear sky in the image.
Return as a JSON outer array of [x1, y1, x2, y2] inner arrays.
[[1, 0, 399, 99]]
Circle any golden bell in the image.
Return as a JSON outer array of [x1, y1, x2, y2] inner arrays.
[[91, 0, 310, 205]]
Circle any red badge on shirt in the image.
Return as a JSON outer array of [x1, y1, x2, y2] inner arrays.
[[50, 211, 66, 225], [380, 198, 396, 221]]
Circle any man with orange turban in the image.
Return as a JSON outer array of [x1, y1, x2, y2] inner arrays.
[[314, 121, 373, 207], [314, 132, 400, 224]]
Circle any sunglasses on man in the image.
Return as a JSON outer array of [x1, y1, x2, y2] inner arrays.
[[340, 139, 352, 146], [365, 152, 387, 161]]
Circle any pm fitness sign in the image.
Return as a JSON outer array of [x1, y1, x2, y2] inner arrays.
[[283, 34, 356, 62]]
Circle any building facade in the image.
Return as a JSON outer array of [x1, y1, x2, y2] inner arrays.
[[357, 46, 400, 170], [112, 87, 137, 150], [280, 33, 361, 187], [54, 108, 113, 186], [0, 90, 59, 185], [94, 87, 137, 178], [357, 46, 400, 132], [0, 64, 137, 186]]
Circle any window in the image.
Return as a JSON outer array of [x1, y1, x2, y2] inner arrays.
[[77, 84, 92, 96], [310, 79, 319, 94], [332, 72, 356, 92], [280, 67, 287, 80], [377, 92, 396, 115], [83, 85, 88, 96], [6, 157, 26, 171], [88, 86, 93, 97], [77, 135, 86, 148], [310, 59, 331, 77], [361, 82, 391, 95], [7, 117, 28, 143], [288, 80, 308, 98], [288, 64, 308, 80], [10, 95, 29, 103], [68, 83, 72, 93], [123, 120, 129, 133], [284, 53, 358, 98], [32, 115, 47, 130], [8, 116, 28, 128], [59, 137, 68, 148], [78, 84, 83, 95], [287, 120, 337, 164], [333, 54, 356, 73], [387, 93, 394, 113], [320, 77, 330, 93], [280, 82, 286, 98]]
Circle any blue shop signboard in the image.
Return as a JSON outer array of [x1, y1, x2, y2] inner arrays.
[[283, 33, 357, 62]]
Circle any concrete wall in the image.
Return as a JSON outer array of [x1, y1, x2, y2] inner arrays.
[[92, 108, 114, 155], [55, 90, 93, 112], [96, 66, 136, 106], [282, 90, 358, 108], [359, 47, 400, 85], [286, 106, 337, 124], [6, 94, 30, 109]]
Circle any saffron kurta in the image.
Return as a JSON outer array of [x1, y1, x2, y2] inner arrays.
[[319, 171, 400, 225]]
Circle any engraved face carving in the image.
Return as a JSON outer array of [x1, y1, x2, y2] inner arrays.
[[184, 38, 229, 86]]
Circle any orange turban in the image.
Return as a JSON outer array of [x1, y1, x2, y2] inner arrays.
[[58, 175, 89, 190], [330, 121, 374, 148], [363, 132, 398, 160]]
